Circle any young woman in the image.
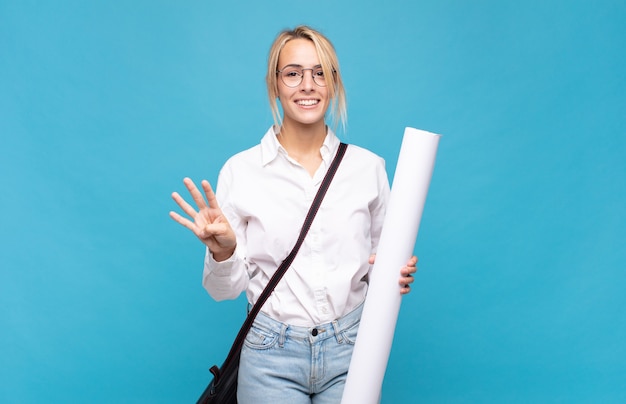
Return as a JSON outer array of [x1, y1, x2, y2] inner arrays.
[[170, 25, 417, 403]]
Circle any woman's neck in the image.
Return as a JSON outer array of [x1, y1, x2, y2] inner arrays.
[[277, 119, 327, 156], [277, 119, 327, 177]]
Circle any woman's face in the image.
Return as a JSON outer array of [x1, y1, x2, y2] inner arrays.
[[276, 39, 330, 128]]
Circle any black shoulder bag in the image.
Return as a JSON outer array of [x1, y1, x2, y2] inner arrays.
[[197, 142, 348, 404]]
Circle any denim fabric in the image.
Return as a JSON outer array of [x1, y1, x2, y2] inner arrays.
[[237, 303, 364, 404]]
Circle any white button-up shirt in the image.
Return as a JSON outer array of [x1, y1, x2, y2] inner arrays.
[[203, 127, 390, 326]]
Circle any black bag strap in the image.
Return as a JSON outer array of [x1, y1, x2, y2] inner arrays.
[[212, 142, 348, 376]]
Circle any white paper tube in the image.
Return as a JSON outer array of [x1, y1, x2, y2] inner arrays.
[[341, 127, 441, 403]]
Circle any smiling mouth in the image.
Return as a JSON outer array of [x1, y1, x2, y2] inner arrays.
[[296, 99, 319, 106]]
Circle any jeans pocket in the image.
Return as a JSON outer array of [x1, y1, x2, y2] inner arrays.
[[244, 324, 280, 350], [340, 321, 360, 345]]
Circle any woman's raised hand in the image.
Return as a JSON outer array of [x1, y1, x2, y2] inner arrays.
[[169, 178, 236, 261]]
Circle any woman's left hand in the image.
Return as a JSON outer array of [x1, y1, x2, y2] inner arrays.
[[399, 256, 418, 295], [368, 255, 418, 295]]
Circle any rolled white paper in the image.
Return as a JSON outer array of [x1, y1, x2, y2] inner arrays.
[[341, 127, 441, 403]]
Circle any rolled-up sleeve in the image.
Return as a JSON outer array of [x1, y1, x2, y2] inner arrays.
[[202, 246, 249, 300]]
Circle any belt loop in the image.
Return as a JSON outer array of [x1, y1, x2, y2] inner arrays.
[[279, 323, 288, 348], [332, 320, 343, 343]]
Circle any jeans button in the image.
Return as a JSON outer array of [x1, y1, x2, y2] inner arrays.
[[311, 328, 318, 336]]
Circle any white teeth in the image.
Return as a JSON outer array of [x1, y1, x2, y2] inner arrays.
[[297, 99, 319, 106]]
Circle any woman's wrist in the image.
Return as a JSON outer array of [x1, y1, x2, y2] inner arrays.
[[212, 247, 236, 262]]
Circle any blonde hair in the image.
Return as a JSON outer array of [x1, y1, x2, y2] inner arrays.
[[266, 26, 347, 133]]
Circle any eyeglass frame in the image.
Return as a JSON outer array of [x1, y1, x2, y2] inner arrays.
[[275, 64, 335, 88]]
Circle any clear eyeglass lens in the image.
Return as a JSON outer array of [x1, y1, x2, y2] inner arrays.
[[280, 68, 326, 87]]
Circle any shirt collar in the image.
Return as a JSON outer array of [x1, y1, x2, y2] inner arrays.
[[260, 126, 340, 166]]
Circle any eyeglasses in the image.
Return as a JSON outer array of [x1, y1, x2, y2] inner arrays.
[[276, 65, 328, 87]]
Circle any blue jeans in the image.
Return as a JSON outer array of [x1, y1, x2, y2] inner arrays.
[[237, 302, 364, 404]]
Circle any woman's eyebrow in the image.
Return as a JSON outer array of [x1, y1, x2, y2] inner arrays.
[[281, 64, 323, 68]]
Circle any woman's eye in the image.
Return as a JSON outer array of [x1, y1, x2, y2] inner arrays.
[[285, 71, 300, 77], [314, 70, 324, 77]]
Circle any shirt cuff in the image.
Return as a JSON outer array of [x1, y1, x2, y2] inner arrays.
[[204, 247, 237, 276]]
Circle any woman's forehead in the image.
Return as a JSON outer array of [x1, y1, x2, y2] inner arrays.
[[278, 39, 320, 66]]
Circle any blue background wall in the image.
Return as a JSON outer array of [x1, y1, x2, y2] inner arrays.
[[1, 0, 624, 402]]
